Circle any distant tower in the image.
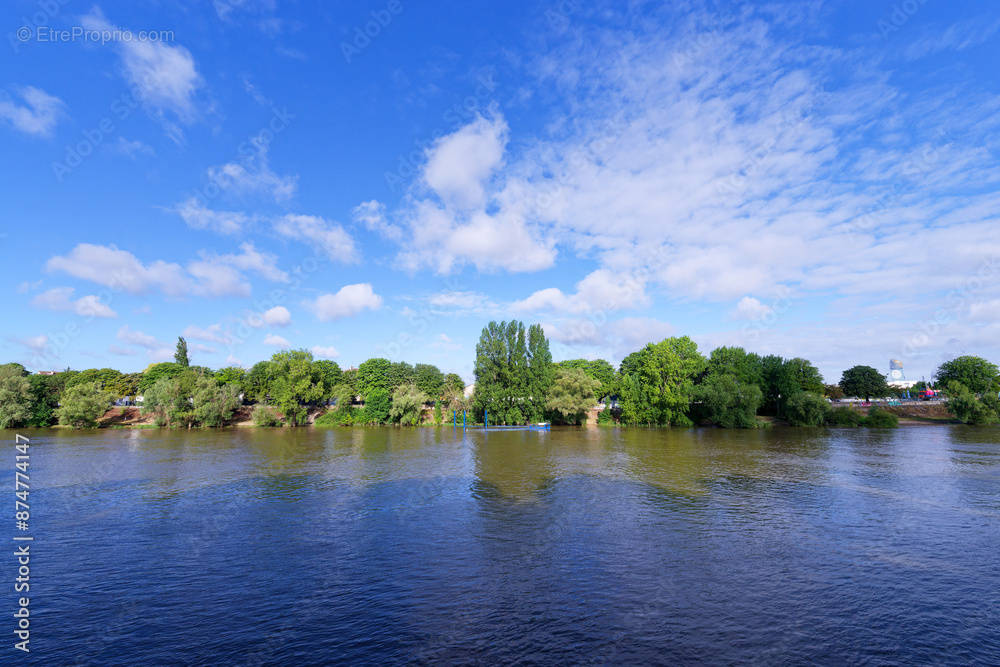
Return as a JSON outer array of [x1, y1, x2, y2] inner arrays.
[[888, 359, 905, 382]]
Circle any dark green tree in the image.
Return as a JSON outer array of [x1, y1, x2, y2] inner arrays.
[[785, 392, 830, 426], [175, 337, 190, 367], [692, 373, 763, 428], [444, 373, 465, 394], [414, 363, 445, 399], [618, 336, 706, 426], [935, 356, 999, 394], [839, 365, 889, 401], [358, 358, 393, 398]]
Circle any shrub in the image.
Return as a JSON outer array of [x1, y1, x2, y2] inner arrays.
[[56, 382, 113, 428], [946, 381, 999, 425], [364, 389, 391, 425], [142, 377, 194, 427], [862, 407, 899, 428], [692, 374, 763, 429], [785, 392, 829, 426], [596, 407, 617, 425], [192, 378, 241, 427], [826, 406, 863, 427], [252, 405, 282, 427], [389, 384, 428, 426], [0, 373, 31, 428]]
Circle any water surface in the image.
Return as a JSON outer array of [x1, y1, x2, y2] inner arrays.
[[5, 426, 1000, 664]]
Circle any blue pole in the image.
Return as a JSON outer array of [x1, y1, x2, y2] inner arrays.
[[462, 410, 466, 429], [453, 410, 456, 427], [485, 408, 488, 431]]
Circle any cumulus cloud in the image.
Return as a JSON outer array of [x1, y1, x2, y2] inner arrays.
[[183, 323, 232, 344], [310, 345, 339, 359], [262, 306, 291, 326], [46, 242, 286, 298], [512, 269, 648, 314], [310, 283, 382, 321], [31, 287, 117, 318], [274, 214, 358, 262], [263, 333, 290, 347], [732, 296, 775, 321], [352, 200, 403, 241], [423, 115, 508, 210], [0, 86, 65, 137]]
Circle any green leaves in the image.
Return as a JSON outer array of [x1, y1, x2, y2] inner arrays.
[[545, 367, 601, 424], [473, 320, 553, 424]]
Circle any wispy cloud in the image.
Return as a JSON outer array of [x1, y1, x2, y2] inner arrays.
[[0, 86, 65, 137]]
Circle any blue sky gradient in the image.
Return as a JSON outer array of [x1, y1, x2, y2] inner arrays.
[[2, 0, 999, 383]]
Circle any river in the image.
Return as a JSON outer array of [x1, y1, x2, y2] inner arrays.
[[4, 425, 999, 664]]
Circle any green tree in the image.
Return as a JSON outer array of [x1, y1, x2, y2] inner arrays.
[[692, 374, 763, 428], [26, 373, 65, 426], [0, 363, 28, 378], [545, 367, 601, 425], [444, 373, 465, 394], [175, 336, 190, 366], [56, 382, 113, 428], [0, 372, 31, 428], [142, 377, 193, 427], [268, 349, 325, 426], [785, 392, 830, 426], [341, 368, 359, 396], [618, 336, 706, 426], [362, 388, 391, 424], [473, 321, 553, 424], [839, 365, 889, 401], [358, 357, 393, 398], [66, 368, 124, 392], [389, 384, 428, 425], [214, 366, 247, 389], [823, 383, 845, 400], [556, 359, 616, 400], [526, 323, 553, 421], [313, 360, 343, 398], [244, 361, 274, 403], [389, 361, 415, 392], [192, 377, 242, 427], [935, 356, 999, 394], [414, 363, 445, 399], [139, 362, 186, 392], [785, 358, 824, 394], [704, 347, 763, 387], [945, 381, 999, 425]]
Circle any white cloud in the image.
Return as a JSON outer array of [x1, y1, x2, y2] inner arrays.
[[352, 200, 402, 241], [428, 290, 490, 310], [112, 137, 154, 158], [274, 214, 358, 262], [183, 323, 232, 344], [0, 86, 65, 137], [117, 325, 160, 349], [109, 344, 139, 356], [732, 296, 774, 321], [31, 287, 117, 318], [46, 242, 285, 298], [311, 345, 339, 359], [207, 145, 296, 201], [262, 306, 291, 326], [430, 333, 461, 351], [310, 283, 382, 321], [423, 115, 508, 210], [20, 335, 49, 352], [263, 333, 290, 347], [81, 8, 202, 129], [512, 269, 648, 314], [175, 197, 249, 234]]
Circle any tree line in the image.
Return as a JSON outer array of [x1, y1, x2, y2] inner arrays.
[[1, 325, 998, 429]]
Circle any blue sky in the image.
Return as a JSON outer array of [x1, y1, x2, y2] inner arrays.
[[2, 0, 999, 383]]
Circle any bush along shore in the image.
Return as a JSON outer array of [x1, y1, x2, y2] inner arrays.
[[1, 324, 998, 430]]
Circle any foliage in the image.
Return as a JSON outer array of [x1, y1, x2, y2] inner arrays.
[[314, 410, 352, 427], [758, 355, 799, 416], [140, 362, 187, 392], [444, 373, 465, 394], [214, 366, 247, 391], [945, 381, 999, 425], [245, 361, 274, 403], [473, 321, 552, 424], [546, 367, 601, 425], [825, 406, 863, 427], [267, 349, 326, 426], [192, 378, 241, 427], [142, 377, 193, 427], [785, 358, 825, 394], [414, 363, 445, 399], [433, 400, 442, 425], [823, 384, 845, 400], [692, 374, 763, 428], [0, 373, 31, 428], [252, 405, 282, 427], [341, 368, 359, 395], [0, 363, 28, 377], [785, 392, 830, 427], [389, 361, 416, 392], [839, 365, 889, 401], [175, 337, 190, 367], [556, 359, 617, 400], [361, 388, 391, 425], [389, 384, 428, 426], [66, 367, 123, 392], [618, 336, 706, 426], [56, 382, 113, 428], [312, 360, 342, 397], [112, 372, 142, 398], [357, 357, 393, 398], [862, 406, 898, 428], [935, 356, 1000, 394], [596, 407, 617, 424], [704, 347, 763, 387], [26, 373, 65, 426]]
